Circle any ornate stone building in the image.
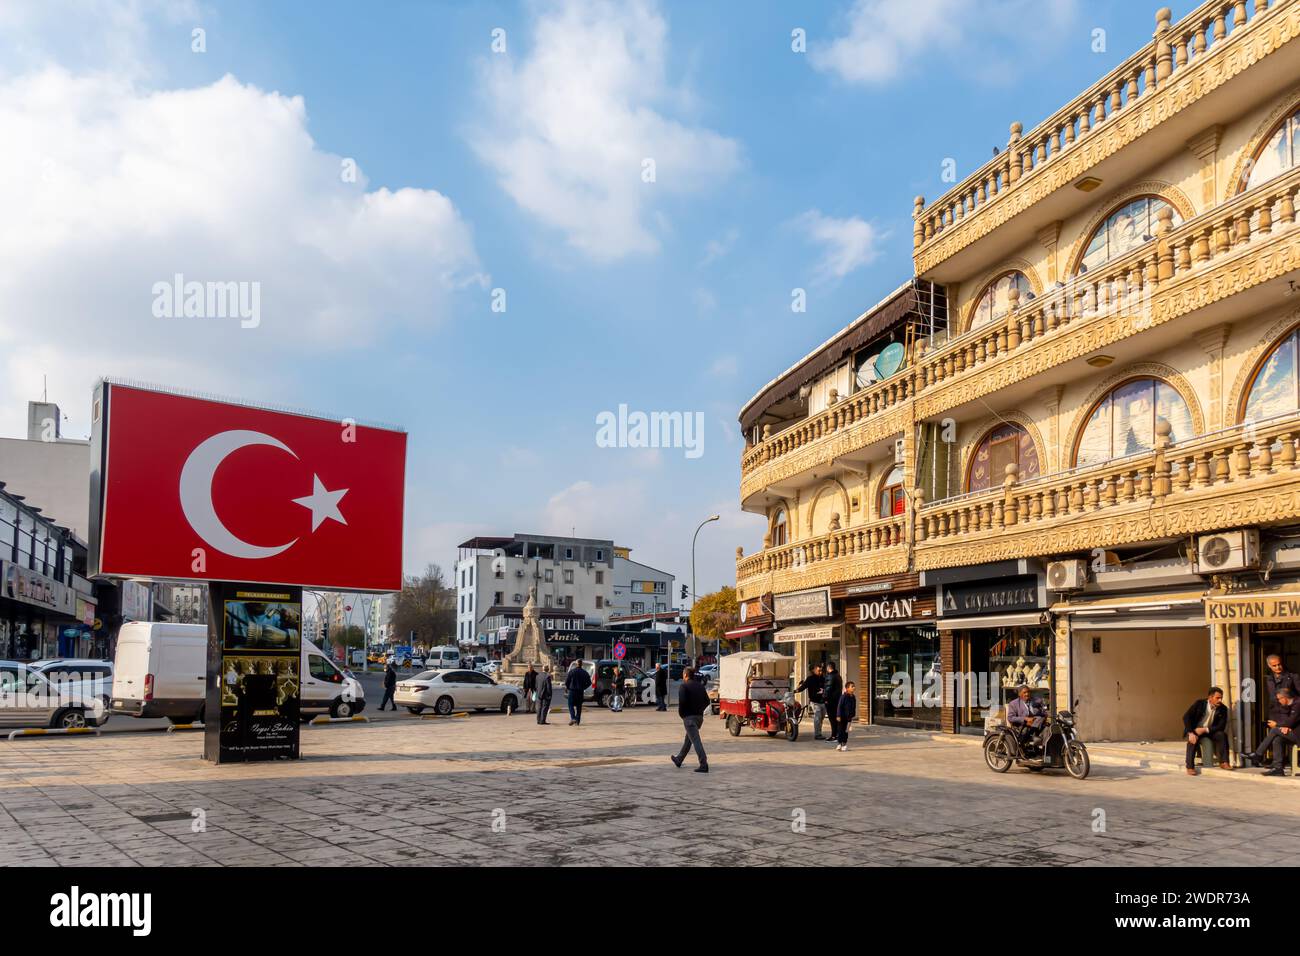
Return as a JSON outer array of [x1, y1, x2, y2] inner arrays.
[[736, 1, 1300, 758]]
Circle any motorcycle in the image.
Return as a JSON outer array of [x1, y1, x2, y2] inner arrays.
[[983, 703, 1090, 779]]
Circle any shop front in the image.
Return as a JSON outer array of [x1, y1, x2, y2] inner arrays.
[[840, 575, 938, 728], [926, 561, 1051, 735], [728, 595, 774, 653], [771, 586, 843, 693], [1055, 587, 1210, 743], [1, 560, 80, 661]]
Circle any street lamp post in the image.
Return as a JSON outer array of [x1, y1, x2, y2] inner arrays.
[[690, 514, 721, 666]]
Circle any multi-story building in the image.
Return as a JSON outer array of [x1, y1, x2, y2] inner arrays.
[[609, 546, 676, 619], [455, 534, 618, 647], [737, 1, 1300, 762]]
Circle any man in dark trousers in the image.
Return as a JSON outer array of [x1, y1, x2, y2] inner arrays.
[[535, 666, 553, 725], [670, 666, 709, 773], [522, 664, 538, 714], [1252, 687, 1300, 776], [564, 660, 591, 725], [380, 661, 398, 712], [823, 661, 843, 744], [1182, 686, 1230, 775], [654, 663, 669, 711], [795, 664, 827, 739]]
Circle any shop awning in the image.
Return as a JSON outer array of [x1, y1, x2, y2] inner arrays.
[[773, 624, 837, 644], [936, 612, 1048, 631], [724, 625, 759, 639], [1203, 584, 1300, 624], [1053, 590, 1207, 630]]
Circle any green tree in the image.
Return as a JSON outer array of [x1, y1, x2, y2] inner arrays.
[[331, 624, 366, 653], [389, 564, 457, 647], [689, 586, 739, 654]]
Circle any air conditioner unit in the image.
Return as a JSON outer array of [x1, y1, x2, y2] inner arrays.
[[1046, 559, 1087, 591], [893, 438, 906, 465], [1196, 530, 1261, 573]]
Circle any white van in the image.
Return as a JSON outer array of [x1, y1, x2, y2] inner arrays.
[[111, 622, 365, 723], [424, 646, 461, 670]]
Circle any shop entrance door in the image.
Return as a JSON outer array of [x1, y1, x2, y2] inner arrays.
[[1254, 628, 1300, 750], [871, 626, 940, 728]]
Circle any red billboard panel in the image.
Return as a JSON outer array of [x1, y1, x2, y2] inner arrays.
[[89, 381, 406, 592]]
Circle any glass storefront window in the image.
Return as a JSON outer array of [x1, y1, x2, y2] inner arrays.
[[872, 625, 940, 728], [957, 625, 1053, 730]]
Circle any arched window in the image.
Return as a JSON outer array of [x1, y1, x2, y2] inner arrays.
[[771, 508, 788, 547], [1074, 378, 1194, 467], [1243, 328, 1300, 423], [971, 271, 1031, 331], [878, 466, 905, 517], [1077, 196, 1182, 274], [967, 423, 1040, 492], [1241, 107, 1300, 193]]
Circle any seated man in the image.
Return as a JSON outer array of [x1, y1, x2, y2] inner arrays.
[[1182, 686, 1229, 775], [1005, 685, 1047, 752], [1252, 687, 1300, 777]]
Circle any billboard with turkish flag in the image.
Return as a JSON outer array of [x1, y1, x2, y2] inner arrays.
[[89, 380, 406, 592]]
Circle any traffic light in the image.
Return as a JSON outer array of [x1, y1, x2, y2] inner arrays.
[[681, 584, 688, 601]]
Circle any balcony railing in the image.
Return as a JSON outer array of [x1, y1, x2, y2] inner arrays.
[[735, 515, 908, 590], [916, 414, 1300, 561], [740, 162, 1300, 499], [912, 0, 1292, 271]]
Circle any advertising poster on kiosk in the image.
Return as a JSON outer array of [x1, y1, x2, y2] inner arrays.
[[205, 584, 304, 763]]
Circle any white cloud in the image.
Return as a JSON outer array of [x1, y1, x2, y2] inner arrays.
[[811, 0, 1079, 86], [699, 227, 738, 267], [0, 67, 484, 438], [709, 355, 738, 377], [796, 210, 881, 282], [470, 0, 741, 261]]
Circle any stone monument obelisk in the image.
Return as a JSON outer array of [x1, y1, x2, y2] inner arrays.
[[501, 585, 549, 678]]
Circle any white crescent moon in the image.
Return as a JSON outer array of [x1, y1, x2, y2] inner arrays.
[[179, 429, 299, 559]]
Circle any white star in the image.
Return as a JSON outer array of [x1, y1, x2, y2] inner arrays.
[[292, 474, 348, 533]]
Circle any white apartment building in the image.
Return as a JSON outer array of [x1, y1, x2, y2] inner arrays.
[[609, 546, 676, 620], [455, 534, 617, 645]]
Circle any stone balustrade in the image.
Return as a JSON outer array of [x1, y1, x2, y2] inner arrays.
[[735, 515, 908, 595], [912, 0, 1291, 271]]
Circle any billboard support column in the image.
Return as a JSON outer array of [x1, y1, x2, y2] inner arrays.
[[203, 582, 304, 764]]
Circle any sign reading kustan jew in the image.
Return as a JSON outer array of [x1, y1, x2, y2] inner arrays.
[[88, 380, 406, 592]]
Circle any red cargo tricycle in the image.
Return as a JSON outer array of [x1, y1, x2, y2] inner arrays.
[[717, 652, 802, 741]]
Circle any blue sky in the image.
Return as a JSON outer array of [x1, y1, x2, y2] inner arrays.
[[0, 0, 1199, 595]]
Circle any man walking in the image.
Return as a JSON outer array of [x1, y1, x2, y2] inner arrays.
[[670, 667, 709, 773], [564, 660, 591, 726], [1182, 686, 1230, 775], [795, 663, 827, 739], [523, 664, 537, 714], [535, 666, 553, 725], [823, 662, 843, 744], [654, 663, 669, 711], [380, 660, 398, 712]]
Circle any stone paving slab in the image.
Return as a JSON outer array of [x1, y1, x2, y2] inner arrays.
[[0, 707, 1297, 867]]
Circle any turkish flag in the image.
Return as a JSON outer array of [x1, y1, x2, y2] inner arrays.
[[93, 383, 406, 592]]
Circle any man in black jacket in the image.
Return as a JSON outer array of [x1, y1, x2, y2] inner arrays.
[[795, 664, 826, 739], [535, 666, 553, 725], [823, 662, 843, 744], [654, 663, 669, 711], [522, 664, 537, 714], [380, 661, 398, 712], [1182, 686, 1229, 774], [1253, 687, 1300, 776], [564, 661, 591, 725], [1265, 654, 1300, 701], [671, 667, 709, 772]]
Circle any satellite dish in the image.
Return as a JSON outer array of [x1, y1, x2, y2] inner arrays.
[[876, 342, 905, 379], [857, 354, 881, 388]]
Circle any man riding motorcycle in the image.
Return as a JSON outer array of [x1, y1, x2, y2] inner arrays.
[[1005, 684, 1047, 754]]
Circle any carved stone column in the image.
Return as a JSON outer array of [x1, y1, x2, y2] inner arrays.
[[1197, 324, 1232, 431], [1038, 221, 1063, 286], [1036, 385, 1065, 472], [1186, 126, 1223, 207]]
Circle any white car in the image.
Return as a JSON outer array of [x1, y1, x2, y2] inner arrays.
[[0, 661, 108, 729], [477, 660, 501, 676], [33, 659, 114, 701], [394, 669, 521, 716]]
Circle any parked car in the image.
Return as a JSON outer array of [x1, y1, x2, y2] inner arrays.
[[408, 657, 425, 669], [0, 661, 108, 729], [32, 659, 114, 705], [696, 664, 719, 681], [583, 660, 650, 707], [478, 660, 501, 676], [465, 655, 488, 671], [111, 622, 365, 723], [394, 669, 520, 716]]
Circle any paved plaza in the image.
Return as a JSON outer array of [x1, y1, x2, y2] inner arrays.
[[1, 706, 1297, 867]]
